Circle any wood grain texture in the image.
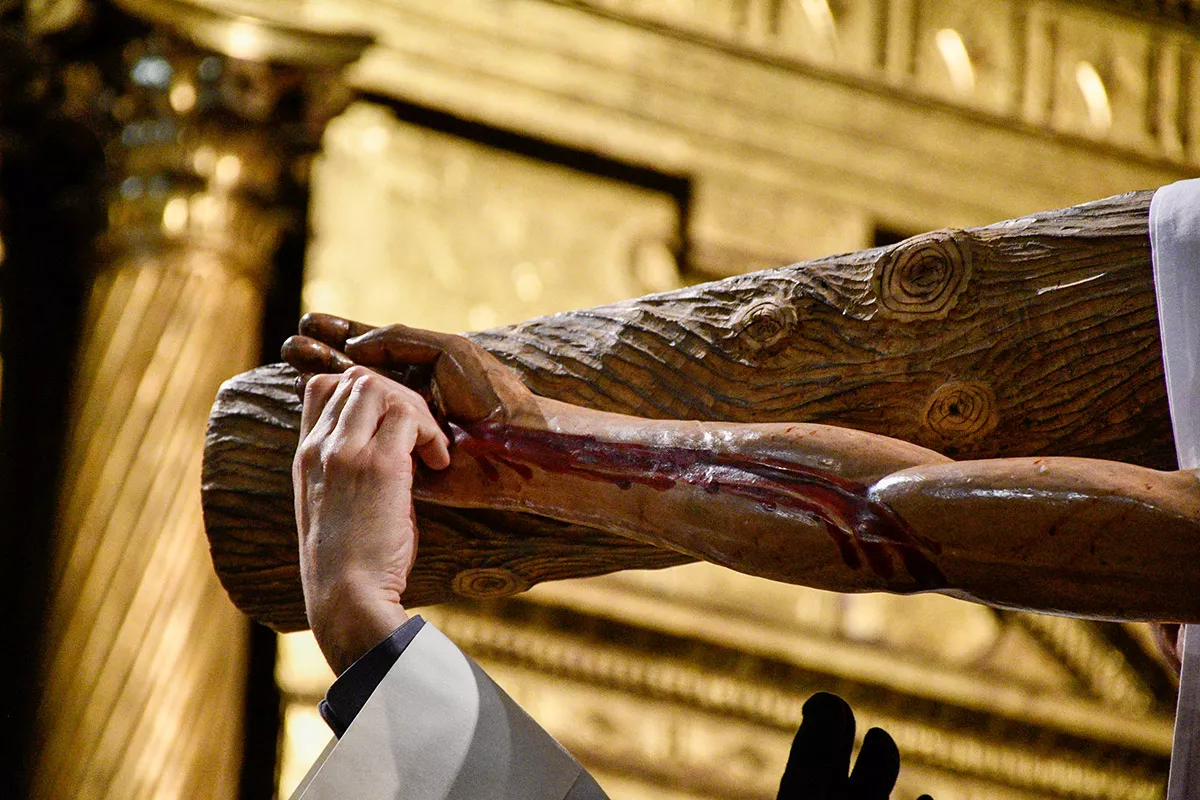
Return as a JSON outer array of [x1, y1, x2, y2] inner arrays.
[[204, 191, 1171, 632]]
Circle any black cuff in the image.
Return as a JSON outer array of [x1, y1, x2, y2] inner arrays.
[[318, 615, 426, 738]]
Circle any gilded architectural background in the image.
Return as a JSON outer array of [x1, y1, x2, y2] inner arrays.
[[282, 0, 1196, 796], [12, 0, 1200, 799]]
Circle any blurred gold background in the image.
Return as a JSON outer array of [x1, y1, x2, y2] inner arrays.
[[10, 0, 1200, 799]]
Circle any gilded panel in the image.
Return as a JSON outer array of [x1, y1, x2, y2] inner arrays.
[[524, 566, 1170, 731], [770, 0, 884, 74], [423, 601, 1169, 800], [1182, 42, 1200, 165], [689, 176, 871, 279], [1032, 3, 1155, 152], [912, 0, 1019, 114], [341, 0, 1189, 236], [583, 0, 755, 40], [304, 102, 682, 329]]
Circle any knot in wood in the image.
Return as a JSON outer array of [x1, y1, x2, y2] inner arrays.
[[873, 230, 972, 320], [923, 381, 998, 443], [728, 297, 797, 355], [451, 567, 527, 599]]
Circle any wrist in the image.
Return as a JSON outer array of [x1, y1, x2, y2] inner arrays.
[[310, 582, 410, 675]]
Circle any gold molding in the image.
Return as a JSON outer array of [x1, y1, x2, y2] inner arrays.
[[522, 572, 1173, 754], [113, 0, 374, 67], [427, 602, 1167, 800], [33, 247, 262, 800], [30, 6, 371, 797], [1012, 612, 1159, 711], [327, 0, 1191, 234]]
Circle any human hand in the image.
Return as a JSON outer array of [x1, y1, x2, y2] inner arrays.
[[293, 365, 451, 675], [282, 312, 536, 426], [778, 693, 931, 800]]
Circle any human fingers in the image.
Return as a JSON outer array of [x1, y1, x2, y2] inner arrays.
[[847, 727, 900, 800], [299, 373, 341, 441], [298, 312, 377, 350], [329, 367, 397, 455], [305, 370, 359, 452], [326, 367, 451, 464], [282, 334, 355, 378], [294, 372, 316, 399], [373, 386, 451, 470], [295, 374, 357, 504], [777, 692, 856, 800]]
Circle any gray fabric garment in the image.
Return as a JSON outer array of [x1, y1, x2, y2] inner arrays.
[[564, 769, 611, 800], [1150, 178, 1200, 798], [291, 623, 605, 800], [1151, 179, 1200, 469]]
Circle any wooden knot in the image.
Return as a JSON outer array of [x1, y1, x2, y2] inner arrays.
[[451, 567, 527, 599], [923, 381, 998, 443], [873, 230, 971, 320], [729, 297, 797, 355]]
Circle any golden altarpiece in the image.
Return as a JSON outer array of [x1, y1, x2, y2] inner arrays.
[[11, 0, 1200, 798]]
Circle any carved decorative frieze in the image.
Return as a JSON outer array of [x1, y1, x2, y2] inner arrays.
[[422, 598, 1170, 800], [566, 0, 1196, 167]]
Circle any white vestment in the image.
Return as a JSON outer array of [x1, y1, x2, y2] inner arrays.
[[1150, 179, 1200, 793], [291, 623, 606, 800]]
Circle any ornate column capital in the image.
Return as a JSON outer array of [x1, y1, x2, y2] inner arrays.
[[114, 0, 372, 68], [89, 1, 373, 284]]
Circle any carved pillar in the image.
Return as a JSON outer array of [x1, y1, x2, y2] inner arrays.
[[30, 4, 370, 798], [1, 9, 109, 796]]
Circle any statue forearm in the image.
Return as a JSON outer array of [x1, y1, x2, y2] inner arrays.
[[414, 396, 1200, 620], [873, 458, 1200, 620], [415, 398, 948, 593]]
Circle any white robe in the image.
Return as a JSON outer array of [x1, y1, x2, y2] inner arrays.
[[291, 622, 607, 799], [1150, 179, 1200, 794]]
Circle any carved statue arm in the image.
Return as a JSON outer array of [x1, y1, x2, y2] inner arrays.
[[284, 313, 1200, 623]]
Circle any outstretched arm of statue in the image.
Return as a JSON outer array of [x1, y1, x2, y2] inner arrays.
[[284, 313, 1200, 623], [291, 361, 929, 800]]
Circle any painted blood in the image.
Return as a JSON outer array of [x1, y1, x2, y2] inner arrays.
[[453, 421, 946, 588]]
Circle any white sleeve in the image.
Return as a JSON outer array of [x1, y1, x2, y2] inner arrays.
[[1150, 176, 1200, 800], [1150, 178, 1200, 469], [290, 623, 605, 800]]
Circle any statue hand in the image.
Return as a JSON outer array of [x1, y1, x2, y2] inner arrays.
[[778, 693, 931, 800], [282, 314, 376, 395], [282, 312, 535, 425], [284, 314, 553, 513]]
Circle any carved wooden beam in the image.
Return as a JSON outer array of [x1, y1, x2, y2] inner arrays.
[[204, 190, 1169, 632]]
